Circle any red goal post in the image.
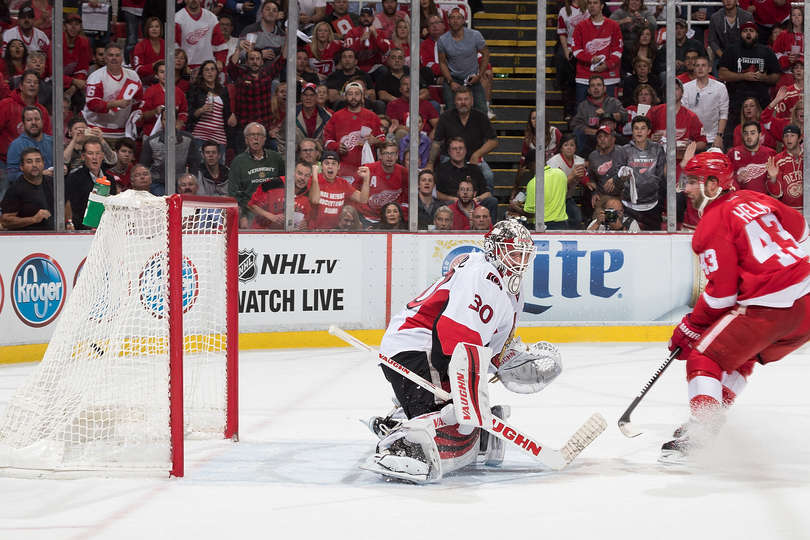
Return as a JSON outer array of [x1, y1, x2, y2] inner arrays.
[[0, 192, 239, 478]]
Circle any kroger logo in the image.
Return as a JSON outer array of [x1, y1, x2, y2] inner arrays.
[[525, 240, 624, 314], [139, 254, 199, 318], [441, 245, 482, 275], [12, 254, 66, 327]]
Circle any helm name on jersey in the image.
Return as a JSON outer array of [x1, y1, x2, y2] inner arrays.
[[731, 200, 771, 224], [12, 254, 66, 327]]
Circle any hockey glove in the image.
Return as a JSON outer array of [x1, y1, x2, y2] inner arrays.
[[669, 316, 704, 360], [497, 341, 562, 394]]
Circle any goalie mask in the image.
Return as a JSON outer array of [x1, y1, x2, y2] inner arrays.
[[484, 219, 536, 295], [683, 150, 734, 217]]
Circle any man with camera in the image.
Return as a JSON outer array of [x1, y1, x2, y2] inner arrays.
[[587, 195, 640, 232]]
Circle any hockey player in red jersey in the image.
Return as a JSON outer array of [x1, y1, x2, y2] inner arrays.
[[664, 151, 810, 461], [363, 220, 564, 482]]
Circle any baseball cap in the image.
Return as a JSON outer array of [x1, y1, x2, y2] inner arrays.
[[18, 4, 34, 18], [301, 82, 317, 94], [360, 6, 374, 15], [596, 125, 613, 136], [64, 12, 82, 23], [321, 150, 340, 163], [740, 21, 757, 32], [783, 124, 801, 136], [343, 81, 364, 95]]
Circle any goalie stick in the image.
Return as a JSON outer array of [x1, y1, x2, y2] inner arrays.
[[617, 348, 680, 438], [328, 325, 606, 471]]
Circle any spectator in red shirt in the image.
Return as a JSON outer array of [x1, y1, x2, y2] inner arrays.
[[420, 14, 446, 79], [727, 120, 775, 194], [373, 0, 410, 37], [1, 39, 27, 83], [387, 75, 439, 140], [174, 48, 192, 94], [140, 60, 189, 139], [0, 70, 50, 165], [353, 140, 409, 224], [732, 95, 778, 149], [306, 21, 344, 82], [766, 124, 803, 209], [649, 78, 707, 157], [132, 17, 165, 84], [740, 0, 790, 45], [248, 161, 320, 229], [310, 150, 370, 229], [323, 81, 384, 180], [761, 85, 804, 146], [108, 137, 137, 190], [344, 7, 390, 74], [447, 177, 477, 230], [62, 13, 91, 84], [772, 6, 803, 70]]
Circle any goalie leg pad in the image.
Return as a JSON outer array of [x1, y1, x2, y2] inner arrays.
[[449, 343, 492, 428]]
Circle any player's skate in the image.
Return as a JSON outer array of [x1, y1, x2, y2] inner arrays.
[[660, 414, 726, 464], [478, 405, 511, 466], [361, 422, 442, 484]]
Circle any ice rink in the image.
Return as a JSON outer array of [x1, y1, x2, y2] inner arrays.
[[0, 342, 808, 540]]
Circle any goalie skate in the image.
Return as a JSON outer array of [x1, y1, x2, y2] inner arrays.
[[478, 405, 511, 466], [361, 425, 442, 484]]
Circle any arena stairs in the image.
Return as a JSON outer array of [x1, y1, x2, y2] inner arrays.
[[473, 0, 564, 217]]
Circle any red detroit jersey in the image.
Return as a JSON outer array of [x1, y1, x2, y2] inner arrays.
[[690, 190, 810, 327]]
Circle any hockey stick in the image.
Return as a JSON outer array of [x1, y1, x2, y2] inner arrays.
[[617, 347, 680, 438], [329, 325, 606, 471]]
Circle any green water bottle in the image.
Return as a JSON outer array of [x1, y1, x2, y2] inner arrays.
[[82, 176, 111, 228]]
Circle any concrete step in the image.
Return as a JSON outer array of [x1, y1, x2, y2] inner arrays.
[[491, 104, 563, 123], [481, 0, 544, 14], [493, 66, 556, 76]]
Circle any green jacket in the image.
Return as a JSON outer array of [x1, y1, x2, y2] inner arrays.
[[525, 165, 568, 223], [228, 149, 285, 217]]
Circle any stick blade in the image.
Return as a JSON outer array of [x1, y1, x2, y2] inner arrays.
[[556, 412, 607, 469], [618, 418, 642, 438]]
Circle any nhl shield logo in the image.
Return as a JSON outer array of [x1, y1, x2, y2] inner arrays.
[[238, 249, 258, 282]]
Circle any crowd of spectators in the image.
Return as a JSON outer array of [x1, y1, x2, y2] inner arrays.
[[0, 0, 807, 234], [524, 0, 807, 231]]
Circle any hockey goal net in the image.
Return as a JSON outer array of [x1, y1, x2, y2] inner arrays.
[[0, 191, 239, 477]]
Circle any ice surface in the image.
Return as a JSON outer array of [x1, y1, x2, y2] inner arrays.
[[0, 343, 808, 540]]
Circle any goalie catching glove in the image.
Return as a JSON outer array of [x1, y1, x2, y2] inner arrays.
[[496, 339, 562, 394]]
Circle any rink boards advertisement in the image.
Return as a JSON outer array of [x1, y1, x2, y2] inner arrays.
[[0, 232, 696, 349]]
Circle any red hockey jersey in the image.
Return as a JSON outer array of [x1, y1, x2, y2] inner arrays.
[[766, 149, 803, 209], [351, 161, 409, 221], [690, 190, 810, 328], [323, 107, 384, 178], [727, 144, 776, 194], [570, 17, 623, 85]]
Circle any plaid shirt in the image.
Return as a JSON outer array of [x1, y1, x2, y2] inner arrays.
[[227, 60, 277, 129]]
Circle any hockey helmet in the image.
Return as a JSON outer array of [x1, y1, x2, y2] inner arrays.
[[684, 150, 734, 191], [684, 150, 734, 216], [484, 219, 536, 295]]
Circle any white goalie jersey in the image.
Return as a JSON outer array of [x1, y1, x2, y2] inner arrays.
[[380, 252, 523, 362]]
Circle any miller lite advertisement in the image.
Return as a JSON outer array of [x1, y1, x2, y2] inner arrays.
[[0, 232, 698, 351]]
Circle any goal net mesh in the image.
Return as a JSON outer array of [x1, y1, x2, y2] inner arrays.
[[0, 191, 231, 474]]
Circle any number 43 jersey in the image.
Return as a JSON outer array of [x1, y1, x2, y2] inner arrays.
[[380, 252, 523, 363], [691, 190, 810, 328]]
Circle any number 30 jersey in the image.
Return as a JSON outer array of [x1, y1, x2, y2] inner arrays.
[[691, 190, 810, 327], [380, 252, 523, 363]]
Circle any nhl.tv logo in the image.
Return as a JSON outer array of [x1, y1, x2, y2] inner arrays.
[[12, 253, 67, 327]]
